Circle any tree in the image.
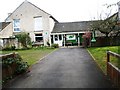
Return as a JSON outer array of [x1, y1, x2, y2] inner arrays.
[[82, 31, 91, 47], [15, 32, 31, 49], [91, 2, 120, 37], [91, 13, 119, 37]]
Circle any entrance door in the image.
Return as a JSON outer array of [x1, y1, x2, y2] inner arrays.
[[54, 35, 63, 46], [79, 34, 84, 45]]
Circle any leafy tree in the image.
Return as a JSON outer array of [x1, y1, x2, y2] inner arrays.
[[82, 31, 91, 47], [15, 32, 31, 49]]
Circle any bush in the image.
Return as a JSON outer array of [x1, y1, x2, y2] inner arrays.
[[15, 62, 29, 74], [51, 44, 59, 48], [3, 45, 16, 51], [11, 45, 16, 50], [2, 54, 29, 84]]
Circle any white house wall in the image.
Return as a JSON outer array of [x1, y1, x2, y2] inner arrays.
[[4, 1, 55, 46], [0, 23, 13, 38], [49, 18, 55, 32]]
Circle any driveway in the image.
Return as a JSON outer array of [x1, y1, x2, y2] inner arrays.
[[4, 47, 113, 88]]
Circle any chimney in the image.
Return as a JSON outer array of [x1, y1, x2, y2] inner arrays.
[[8, 13, 12, 16]]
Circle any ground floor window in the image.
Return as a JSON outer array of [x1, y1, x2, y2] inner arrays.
[[35, 33, 43, 42], [51, 35, 53, 44], [55, 35, 58, 41], [59, 35, 62, 40]]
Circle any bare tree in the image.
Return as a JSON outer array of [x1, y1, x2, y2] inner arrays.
[[91, 2, 120, 37]]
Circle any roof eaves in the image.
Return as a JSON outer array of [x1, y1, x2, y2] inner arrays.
[[105, 12, 118, 21], [50, 16, 59, 23]]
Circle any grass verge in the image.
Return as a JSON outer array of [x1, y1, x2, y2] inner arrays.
[[87, 46, 120, 74], [1, 47, 56, 66]]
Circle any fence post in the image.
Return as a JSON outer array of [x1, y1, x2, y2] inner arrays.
[[107, 50, 110, 62], [107, 50, 110, 76]]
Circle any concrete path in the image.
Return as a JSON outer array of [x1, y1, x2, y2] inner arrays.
[[4, 47, 113, 88]]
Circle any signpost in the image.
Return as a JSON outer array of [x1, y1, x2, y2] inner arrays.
[[91, 31, 96, 42]]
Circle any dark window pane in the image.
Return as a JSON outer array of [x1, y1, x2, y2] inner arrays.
[[55, 35, 58, 41], [35, 33, 42, 36], [35, 37, 43, 42], [14, 28, 20, 32], [59, 35, 62, 40]]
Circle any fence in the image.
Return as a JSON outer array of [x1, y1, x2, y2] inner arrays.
[[107, 51, 120, 87], [91, 36, 120, 47]]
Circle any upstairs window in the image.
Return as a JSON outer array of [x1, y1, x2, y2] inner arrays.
[[34, 17, 43, 31], [13, 19, 20, 32]]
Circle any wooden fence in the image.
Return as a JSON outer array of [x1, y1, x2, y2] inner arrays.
[[107, 51, 120, 87]]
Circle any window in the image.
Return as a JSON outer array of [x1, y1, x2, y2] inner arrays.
[[35, 33, 43, 42], [13, 19, 20, 32], [55, 35, 58, 41], [34, 17, 43, 31], [59, 35, 62, 40]]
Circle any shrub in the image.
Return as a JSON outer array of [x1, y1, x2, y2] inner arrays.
[[3, 45, 16, 51], [11, 45, 16, 50], [15, 32, 32, 49], [2, 54, 29, 84], [15, 62, 29, 74], [51, 44, 59, 48], [47, 42, 50, 46]]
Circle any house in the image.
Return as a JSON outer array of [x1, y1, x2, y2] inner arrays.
[[51, 21, 104, 46], [0, 22, 12, 48], [0, 0, 58, 48], [0, 0, 118, 48]]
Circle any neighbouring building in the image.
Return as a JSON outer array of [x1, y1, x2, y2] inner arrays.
[[51, 21, 106, 46]]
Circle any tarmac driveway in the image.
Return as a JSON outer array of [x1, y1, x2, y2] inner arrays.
[[4, 47, 113, 88]]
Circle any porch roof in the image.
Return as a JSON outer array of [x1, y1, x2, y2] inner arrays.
[[52, 21, 97, 33], [0, 22, 11, 31]]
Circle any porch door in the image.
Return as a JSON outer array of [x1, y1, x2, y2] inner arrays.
[[54, 35, 63, 46], [79, 34, 84, 45]]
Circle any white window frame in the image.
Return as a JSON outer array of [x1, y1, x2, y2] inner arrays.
[[13, 19, 21, 32], [34, 16, 43, 31], [35, 33, 43, 42]]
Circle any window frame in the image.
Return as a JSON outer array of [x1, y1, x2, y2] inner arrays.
[[35, 33, 43, 42], [34, 16, 43, 32], [55, 35, 58, 41], [13, 19, 21, 32]]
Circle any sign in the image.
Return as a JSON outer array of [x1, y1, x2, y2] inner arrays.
[[66, 35, 76, 40]]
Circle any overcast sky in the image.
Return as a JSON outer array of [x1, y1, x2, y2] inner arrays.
[[0, 0, 119, 22]]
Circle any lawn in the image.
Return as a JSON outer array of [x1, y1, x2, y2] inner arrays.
[[1, 47, 56, 66], [88, 46, 120, 74]]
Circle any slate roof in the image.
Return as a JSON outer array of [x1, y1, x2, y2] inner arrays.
[[52, 21, 97, 33], [0, 22, 11, 31]]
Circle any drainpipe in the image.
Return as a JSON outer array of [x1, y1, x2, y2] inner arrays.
[[63, 34, 65, 47], [78, 33, 80, 46]]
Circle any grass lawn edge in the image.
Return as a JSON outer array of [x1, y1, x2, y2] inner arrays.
[[29, 48, 58, 68], [87, 49, 107, 75]]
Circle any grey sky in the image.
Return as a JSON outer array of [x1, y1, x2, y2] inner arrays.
[[0, 0, 119, 22]]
